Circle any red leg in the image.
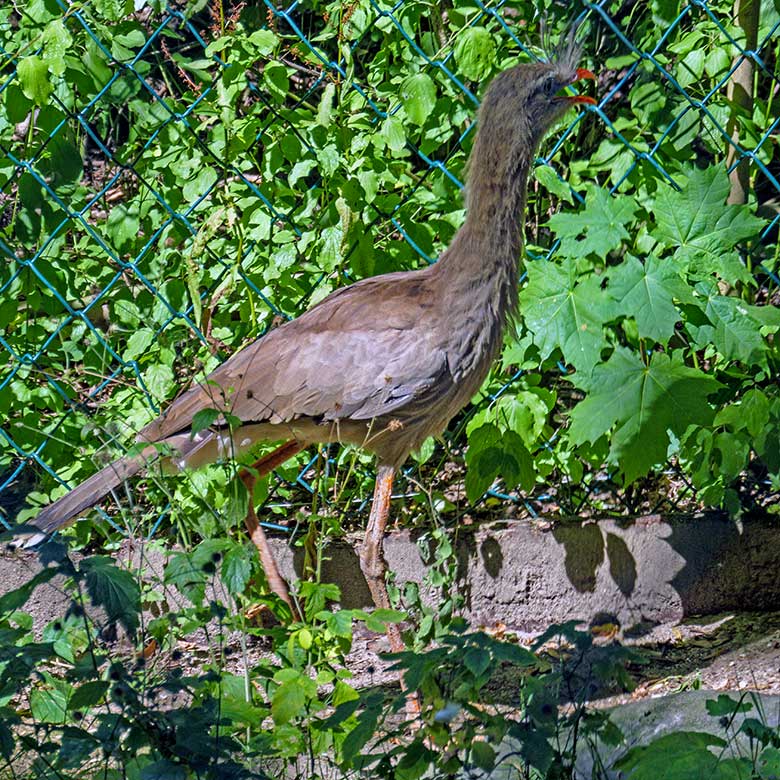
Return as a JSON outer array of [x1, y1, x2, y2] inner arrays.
[[359, 465, 403, 652], [240, 440, 304, 619]]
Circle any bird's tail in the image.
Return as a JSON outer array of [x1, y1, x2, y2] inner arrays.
[[21, 448, 154, 546], [20, 433, 211, 546]]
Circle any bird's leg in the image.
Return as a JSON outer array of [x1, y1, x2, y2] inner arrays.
[[360, 465, 422, 721], [239, 440, 304, 620], [359, 465, 403, 651]]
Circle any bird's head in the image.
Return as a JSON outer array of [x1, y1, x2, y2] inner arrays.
[[473, 30, 596, 163]]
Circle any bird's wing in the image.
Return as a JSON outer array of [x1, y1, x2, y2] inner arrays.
[[138, 270, 451, 443]]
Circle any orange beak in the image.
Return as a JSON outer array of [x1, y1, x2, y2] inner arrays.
[[565, 67, 597, 106]]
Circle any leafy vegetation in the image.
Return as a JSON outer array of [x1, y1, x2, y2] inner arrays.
[[1, 0, 779, 776], [2, 0, 778, 535]]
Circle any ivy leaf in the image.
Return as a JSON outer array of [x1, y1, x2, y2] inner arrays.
[[569, 348, 722, 483], [653, 166, 763, 283], [547, 186, 639, 260], [17, 55, 53, 105], [519, 260, 612, 374], [454, 27, 496, 81], [81, 557, 141, 635], [607, 255, 691, 343], [401, 73, 436, 126]]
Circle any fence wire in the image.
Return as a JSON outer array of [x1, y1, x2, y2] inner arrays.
[[1, 0, 778, 533]]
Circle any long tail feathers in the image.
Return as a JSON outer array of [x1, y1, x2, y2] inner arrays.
[[21, 451, 150, 546], [20, 434, 211, 546]]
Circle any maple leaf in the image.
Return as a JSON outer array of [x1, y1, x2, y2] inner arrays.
[[607, 254, 693, 344], [687, 282, 777, 368], [569, 348, 722, 483], [519, 259, 612, 374], [547, 185, 639, 260], [652, 166, 763, 283]]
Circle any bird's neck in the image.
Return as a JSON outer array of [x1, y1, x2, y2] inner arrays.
[[438, 153, 532, 324]]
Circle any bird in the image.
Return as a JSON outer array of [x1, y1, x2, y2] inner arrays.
[[17, 31, 596, 651]]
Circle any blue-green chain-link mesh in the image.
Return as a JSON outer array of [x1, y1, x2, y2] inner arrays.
[[1, 0, 778, 534]]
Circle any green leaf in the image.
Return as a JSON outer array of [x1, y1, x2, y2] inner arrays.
[[341, 694, 382, 764], [454, 27, 496, 81], [688, 283, 771, 366], [221, 543, 253, 595], [535, 165, 573, 203], [264, 62, 289, 102], [569, 349, 722, 483], [653, 166, 763, 283], [465, 425, 534, 503], [17, 55, 53, 105], [106, 203, 140, 251], [317, 143, 340, 177], [714, 389, 770, 438], [381, 115, 406, 152], [271, 678, 306, 724], [705, 694, 752, 717], [125, 328, 154, 360], [81, 556, 141, 635], [30, 675, 71, 723], [607, 255, 690, 343], [400, 73, 436, 126], [191, 407, 220, 435], [69, 680, 110, 711], [141, 760, 188, 780], [289, 159, 317, 187], [144, 363, 175, 400], [547, 186, 639, 259], [470, 740, 496, 771], [320, 225, 344, 271], [182, 166, 218, 202], [42, 19, 73, 77], [247, 29, 278, 55], [463, 647, 491, 678], [519, 260, 612, 374], [468, 390, 550, 448], [317, 81, 336, 126], [614, 731, 727, 780]]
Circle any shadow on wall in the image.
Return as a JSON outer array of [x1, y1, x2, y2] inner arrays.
[[329, 513, 780, 636]]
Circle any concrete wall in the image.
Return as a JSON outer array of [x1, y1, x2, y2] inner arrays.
[[3, 513, 779, 636]]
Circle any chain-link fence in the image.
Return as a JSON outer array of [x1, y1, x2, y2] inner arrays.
[[1, 0, 778, 535]]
